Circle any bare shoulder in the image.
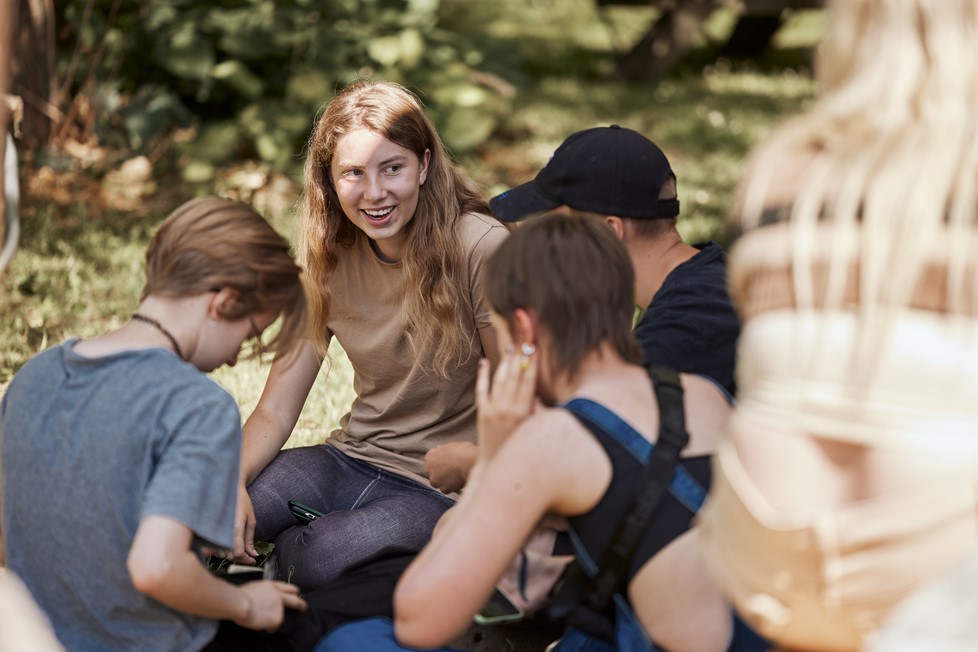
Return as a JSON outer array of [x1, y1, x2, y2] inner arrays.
[[677, 374, 731, 456], [496, 407, 611, 515], [506, 407, 592, 456]]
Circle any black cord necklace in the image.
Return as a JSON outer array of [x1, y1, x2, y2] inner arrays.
[[131, 313, 184, 360]]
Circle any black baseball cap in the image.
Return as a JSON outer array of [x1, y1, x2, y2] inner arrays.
[[489, 125, 679, 222]]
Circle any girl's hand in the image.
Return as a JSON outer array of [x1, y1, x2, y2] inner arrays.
[[232, 484, 259, 565], [425, 442, 479, 494], [475, 344, 537, 459]]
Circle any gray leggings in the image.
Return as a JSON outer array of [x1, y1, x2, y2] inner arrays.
[[249, 445, 454, 592]]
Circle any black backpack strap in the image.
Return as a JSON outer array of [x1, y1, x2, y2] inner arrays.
[[548, 365, 690, 641]]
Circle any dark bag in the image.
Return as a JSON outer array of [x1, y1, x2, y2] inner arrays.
[[204, 550, 416, 652]]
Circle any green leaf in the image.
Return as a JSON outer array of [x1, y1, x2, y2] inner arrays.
[[430, 81, 489, 108], [255, 133, 285, 162], [157, 22, 215, 80], [182, 160, 216, 183], [212, 60, 264, 99], [178, 121, 241, 164], [286, 69, 333, 106], [398, 28, 425, 70], [367, 34, 403, 67], [439, 106, 497, 152]]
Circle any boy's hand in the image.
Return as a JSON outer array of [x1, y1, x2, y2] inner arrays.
[[235, 581, 307, 632]]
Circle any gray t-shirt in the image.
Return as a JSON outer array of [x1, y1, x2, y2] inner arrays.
[[0, 340, 241, 652]]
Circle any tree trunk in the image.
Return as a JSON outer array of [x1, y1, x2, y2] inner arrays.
[[1, 0, 20, 264], [613, 0, 723, 83], [13, 0, 56, 149], [720, 11, 785, 59]]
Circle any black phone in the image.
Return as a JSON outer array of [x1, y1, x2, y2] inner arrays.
[[288, 500, 325, 524], [473, 588, 525, 625]]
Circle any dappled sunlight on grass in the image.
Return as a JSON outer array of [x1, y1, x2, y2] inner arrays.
[[211, 341, 357, 450], [3, 0, 824, 427], [470, 62, 815, 246], [0, 195, 150, 379]]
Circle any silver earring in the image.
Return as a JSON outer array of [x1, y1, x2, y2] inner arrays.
[[520, 342, 536, 356]]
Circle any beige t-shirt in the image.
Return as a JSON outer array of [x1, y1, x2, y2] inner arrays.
[[325, 212, 508, 488]]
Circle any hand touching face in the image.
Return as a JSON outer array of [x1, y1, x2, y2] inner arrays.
[[476, 313, 539, 459]]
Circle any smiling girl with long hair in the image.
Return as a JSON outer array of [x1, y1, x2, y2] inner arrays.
[[232, 80, 508, 592]]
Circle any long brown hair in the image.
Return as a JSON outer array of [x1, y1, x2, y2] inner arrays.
[[484, 212, 642, 381], [143, 196, 308, 357], [299, 80, 489, 376]]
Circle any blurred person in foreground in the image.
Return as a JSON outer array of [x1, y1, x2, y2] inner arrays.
[[696, 1, 978, 650], [0, 197, 308, 651], [0, 570, 65, 652]]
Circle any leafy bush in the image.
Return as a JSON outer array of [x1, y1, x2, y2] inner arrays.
[[54, 0, 512, 175]]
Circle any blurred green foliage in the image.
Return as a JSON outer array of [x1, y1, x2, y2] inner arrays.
[[4, 0, 823, 423], [55, 0, 512, 175]]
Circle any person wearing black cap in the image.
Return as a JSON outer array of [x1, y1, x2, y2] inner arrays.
[[423, 125, 740, 496], [489, 124, 739, 398]]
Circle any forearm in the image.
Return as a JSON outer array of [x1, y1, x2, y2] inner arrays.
[[129, 515, 299, 626], [395, 500, 491, 647], [396, 431, 562, 647], [424, 441, 479, 494], [394, 463, 514, 646], [241, 340, 323, 484], [240, 408, 296, 485], [129, 547, 250, 623]]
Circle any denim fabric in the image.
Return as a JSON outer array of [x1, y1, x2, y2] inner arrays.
[[549, 599, 657, 652], [314, 603, 657, 652], [249, 445, 454, 591], [314, 611, 769, 652], [314, 617, 461, 652]]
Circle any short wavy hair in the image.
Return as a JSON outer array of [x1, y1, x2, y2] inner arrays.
[[143, 196, 307, 358], [483, 212, 642, 381]]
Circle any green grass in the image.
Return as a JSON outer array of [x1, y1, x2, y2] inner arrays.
[[210, 346, 356, 449], [0, 0, 820, 440], [1, 190, 355, 449]]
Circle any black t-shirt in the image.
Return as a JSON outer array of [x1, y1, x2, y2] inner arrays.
[[633, 241, 739, 395]]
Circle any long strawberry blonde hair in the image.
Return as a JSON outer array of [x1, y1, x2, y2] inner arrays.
[[298, 80, 489, 376], [732, 0, 978, 376]]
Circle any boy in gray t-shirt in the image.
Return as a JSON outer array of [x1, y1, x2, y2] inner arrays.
[[2, 343, 240, 651], [0, 197, 309, 651]]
